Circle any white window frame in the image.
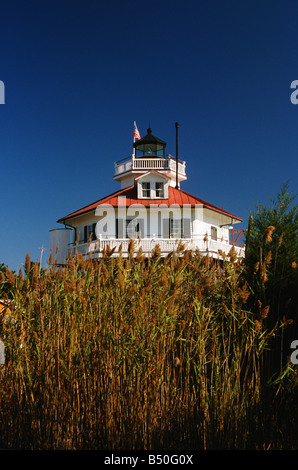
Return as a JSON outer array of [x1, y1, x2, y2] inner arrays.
[[142, 182, 150, 198], [155, 182, 164, 198], [170, 218, 183, 238], [211, 226, 218, 240]]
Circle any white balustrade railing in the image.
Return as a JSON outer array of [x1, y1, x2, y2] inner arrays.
[[114, 156, 186, 177], [69, 237, 244, 259]]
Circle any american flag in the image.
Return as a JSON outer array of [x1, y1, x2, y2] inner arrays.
[[133, 121, 141, 141]]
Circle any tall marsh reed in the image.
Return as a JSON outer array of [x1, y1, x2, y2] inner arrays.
[[0, 244, 293, 449]]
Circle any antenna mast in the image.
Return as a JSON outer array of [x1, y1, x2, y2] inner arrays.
[[175, 122, 179, 189]]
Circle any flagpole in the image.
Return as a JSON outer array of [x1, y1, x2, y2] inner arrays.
[[133, 121, 136, 157], [133, 121, 141, 157]]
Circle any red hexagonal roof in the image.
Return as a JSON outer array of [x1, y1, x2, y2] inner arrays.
[[58, 185, 242, 223]]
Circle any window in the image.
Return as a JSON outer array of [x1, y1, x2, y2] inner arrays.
[[126, 219, 139, 239], [84, 223, 96, 243], [170, 218, 183, 238], [142, 182, 150, 198], [211, 226, 218, 240], [155, 182, 164, 198], [116, 218, 143, 239]]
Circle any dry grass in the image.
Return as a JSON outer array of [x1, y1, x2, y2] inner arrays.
[[0, 245, 291, 449]]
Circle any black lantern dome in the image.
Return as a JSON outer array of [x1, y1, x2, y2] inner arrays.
[[133, 127, 166, 157]]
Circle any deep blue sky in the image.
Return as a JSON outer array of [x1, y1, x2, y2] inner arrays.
[[1, 0, 298, 271]]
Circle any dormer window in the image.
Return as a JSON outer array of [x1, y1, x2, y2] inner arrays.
[[136, 171, 169, 199], [142, 182, 150, 198], [155, 182, 164, 198]]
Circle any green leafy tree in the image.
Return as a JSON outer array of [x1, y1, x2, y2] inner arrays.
[[244, 182, 298, 335]]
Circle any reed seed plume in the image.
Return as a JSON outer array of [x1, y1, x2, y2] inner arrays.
[[263, 226, 275, 243], [265, 250, 272, 264], [260, 305, 270, 319], [260, 262, 268, 283], [5, 267, 15, 286], [47, 251, 53, 266], [253, 261, 260, 274], [238, 282, 250, 303], [277, 233, 284, 249], [228, 245, 237, 263], [25, 252, 31, 272]]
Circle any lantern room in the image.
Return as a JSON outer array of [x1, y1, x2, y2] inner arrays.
[[133, 127, 167, 157]]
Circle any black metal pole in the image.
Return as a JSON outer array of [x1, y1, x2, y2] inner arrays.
[[175, 122, 179, 189]]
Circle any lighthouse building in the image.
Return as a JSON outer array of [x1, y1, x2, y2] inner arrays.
[[50, 125, 244, 264]]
